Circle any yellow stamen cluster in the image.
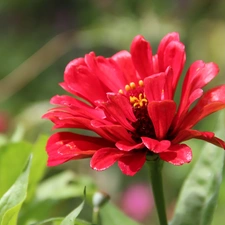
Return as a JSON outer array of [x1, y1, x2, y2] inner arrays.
[[118, 80, 147, 108], [119, 80, 144, 94], [130, 93, 148, 108]]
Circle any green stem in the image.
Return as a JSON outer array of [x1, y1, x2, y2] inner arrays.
[[92, 206, 99, 225], [147, 159, 168, 225]]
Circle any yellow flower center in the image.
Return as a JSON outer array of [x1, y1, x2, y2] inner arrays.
[[118, 80, 155, 141], [119, 80, 148, 108], [130, 93, 148, 108]]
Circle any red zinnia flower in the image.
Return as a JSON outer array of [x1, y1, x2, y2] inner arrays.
[[43, 32, 225, 176]]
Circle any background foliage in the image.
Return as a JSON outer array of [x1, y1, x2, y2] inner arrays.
[[0, 1, 225, 224]]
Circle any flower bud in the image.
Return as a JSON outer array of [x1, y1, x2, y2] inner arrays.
[[92, 191, 110, 208]]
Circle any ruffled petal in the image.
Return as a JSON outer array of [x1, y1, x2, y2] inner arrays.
[[112, 50, 139, 84], [43, 110, 119, 143], [118, 151, 146, 176], [141, 137, 171, 153], [159, 144, 192, 165], [180, 85, 225, 129], [163, 41, 186, 92], [152, 54, 159, 73], [157, 32, 185, 94], [47, 132, 111, 166], [85, 52, 126, 92], [175, 61, 219, 128], [91, 120, 134, 143], [100, 93, 136, 131], [147, 100, 176, 139], [96, 56, 127, 91], [130, 35, 153, 79], [107, 93, 136, 122], [90, 147, 123, 171], [183, 61, 219, 94], [64, 56, 106, 104], [43, 110, 88, 129], [172, 129, 214, 143], [144, 67, 173, 101], [144, 72, 167, 101], [50, 95, 105, 119], [173, 129, 225, 149], [157, 32, 180, 60], [116, 141, 144, 151]]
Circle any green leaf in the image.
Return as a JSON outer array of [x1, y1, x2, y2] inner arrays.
[[0, 156, 32, 225], [20, 171, 95, 224], [100, 202, 141, 225], [0, 142, 32, 197], [60, 187, 86, 225], [26, 135, 48, 202], [30, 218, 92, 225], [170, 112, 225, 225], [30, 217, 63, 225]]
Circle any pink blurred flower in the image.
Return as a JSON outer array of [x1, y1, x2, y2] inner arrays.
[[120, 183, 154, 222]]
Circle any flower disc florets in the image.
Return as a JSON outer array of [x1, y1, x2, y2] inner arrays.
[[43, 32, 225, 176], [120, 81, 156, 142]]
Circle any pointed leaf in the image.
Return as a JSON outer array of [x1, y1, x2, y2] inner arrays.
[[30, 217, 63, 225], [60, 187, 86, 225], [30, 218, 92, 225], [26, 135, 48, 202], [170, 111, 225, 225], [0, 142, 32, 197], [0, 156, 32, 225]]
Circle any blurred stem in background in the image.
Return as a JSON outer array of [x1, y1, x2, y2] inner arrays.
[[0, 30, 77, 103]]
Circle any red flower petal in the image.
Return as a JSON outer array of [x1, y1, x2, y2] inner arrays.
[[100, 93, 136, 131], [116, 141, 144, 151], [50, 95, 105, 119], [112, 50, 139, 84], [47, 132, 111, 166], [175, 61, 219, 128], [118, 151, 146, 176], [90, 148, 123, 171], [144, 67, 173, 101], [64, 57, 106, 104], [183, 61, 219, 94], [157, 32, 185, 94], [148, 100, 176, 139], [141, 137, 171, 153], [44, 107, 132, 144], [172, 129, 214, 144], [159, 144, 192, 165], [107, 93, 137, 122], [85, 52, 122, 92], [157, 32, 180, 60], [96, 56, 127, 92], [152, 54, 159, 73], [130, 35, 153, 79], [173, 129, 225, 149], [163, 41, 186, 93], [180, 85, 225, 129], [91, 120, 134, 142], [144, 72, 167, 101]]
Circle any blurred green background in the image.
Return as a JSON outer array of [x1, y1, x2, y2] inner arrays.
[[0, 0, 225, 224]]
